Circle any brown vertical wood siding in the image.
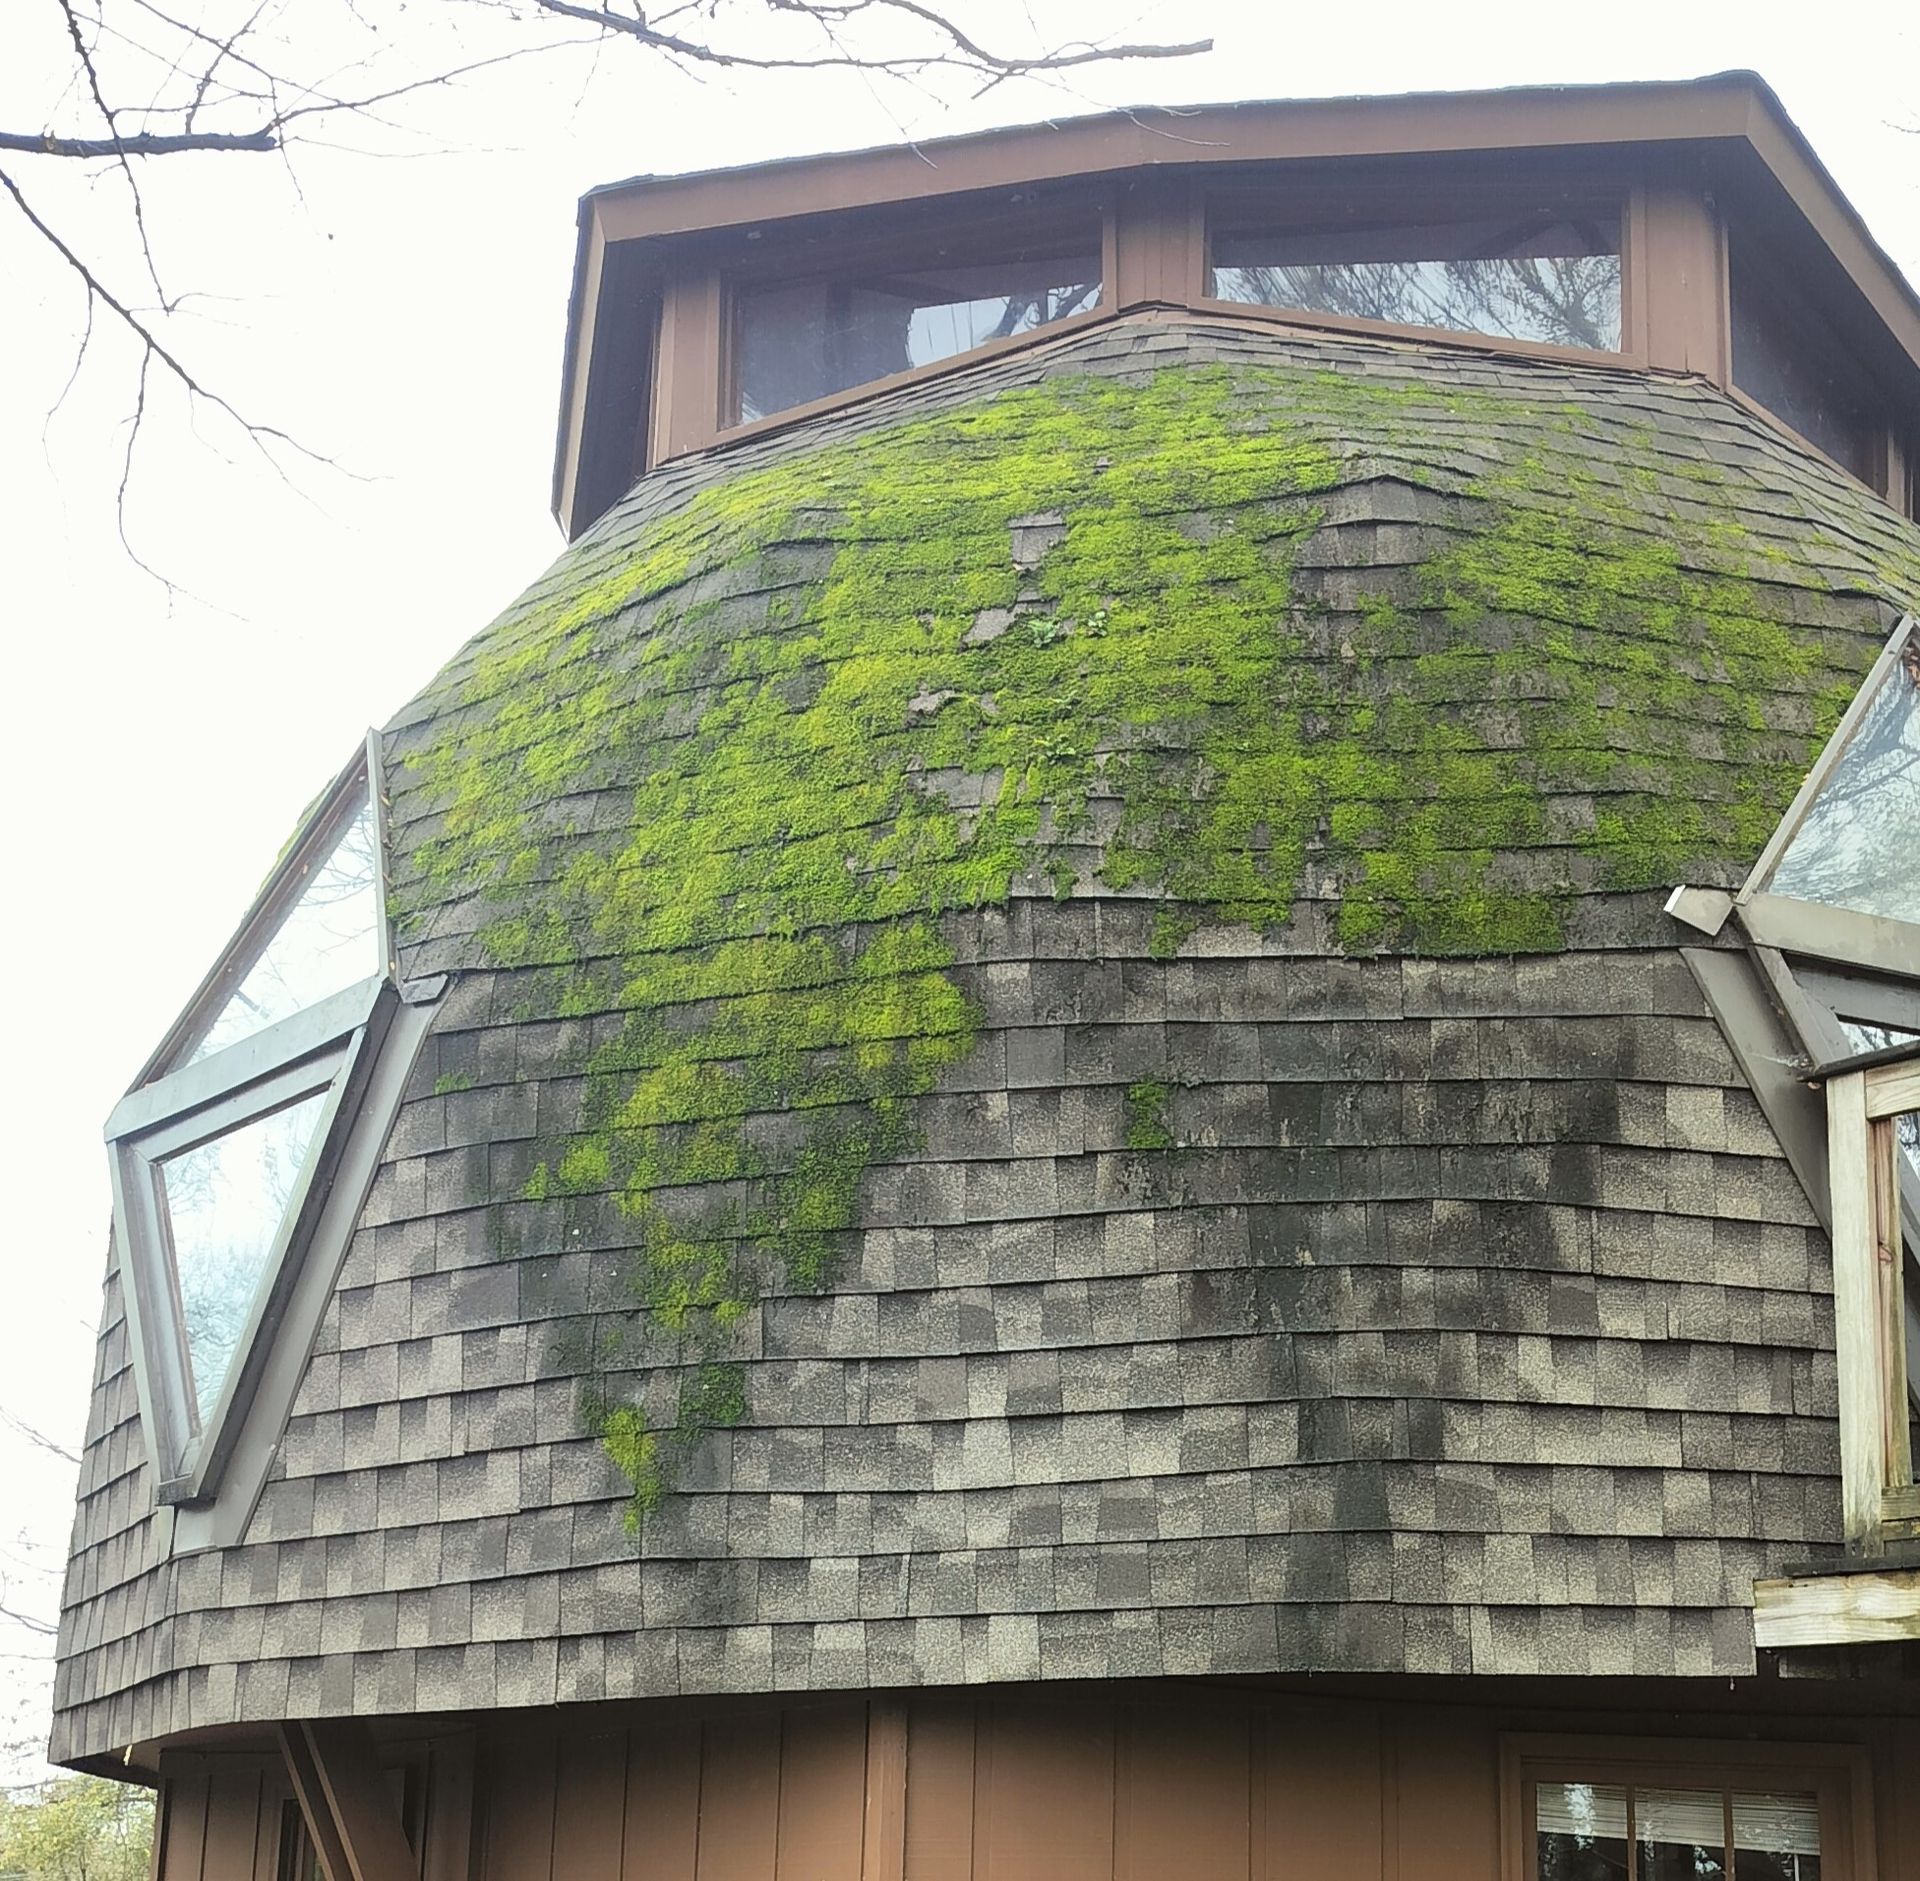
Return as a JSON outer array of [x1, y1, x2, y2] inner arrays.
[[151, 1688, 1917, 1881]]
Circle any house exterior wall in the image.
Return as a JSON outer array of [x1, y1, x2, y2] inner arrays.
[[150, 1680, 1920, 1881]]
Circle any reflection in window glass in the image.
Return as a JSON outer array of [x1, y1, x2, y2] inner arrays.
[[1732, 1793, 1822, 1881], [1765, 637, 1920, 924], [1638, 1789, 1726, 1881], [1210, 212, 1621, 351], [192, 799, 382, 1063], [161, 1090, 327, 1423], [1537, 1782, 1629, 1881], [735, 253, 1102, 422]]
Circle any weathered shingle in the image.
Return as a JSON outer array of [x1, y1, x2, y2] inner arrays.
[[50, 312, 1920, 1764]]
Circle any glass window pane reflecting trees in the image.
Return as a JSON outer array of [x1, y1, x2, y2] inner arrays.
[[735, 251, 1102, 423], [1537, 1782, 1629, 1881], [160, 1089, 329, 1423], [1535, 1783, 1820, 1881], [1210, 211, 1622, 351], [191, 797, 382, 1062], [1764, 632, 1920, 923]]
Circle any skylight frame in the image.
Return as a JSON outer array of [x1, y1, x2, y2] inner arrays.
[[109, 1031, 365, 1501], [1734, 614, 1920, 975], [134, 732, 394, 1085], [105, 733, 404, 1509]]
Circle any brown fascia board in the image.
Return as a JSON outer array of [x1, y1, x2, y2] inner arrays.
[[550, 70, 1920, 524]]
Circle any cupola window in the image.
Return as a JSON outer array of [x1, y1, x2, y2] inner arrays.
[[732, 241, 1102, 424], [1731, 237, 1884, 487], [104, 737, 438, 1524], [1207, 201, 1623, 352]]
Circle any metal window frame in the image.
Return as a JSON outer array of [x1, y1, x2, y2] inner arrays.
[[1735, 613, 1919, 926], [133, 732, 394, 1086], [104, 735, 416, 1513]]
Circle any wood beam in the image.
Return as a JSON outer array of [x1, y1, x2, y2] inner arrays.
[[1754, 1566, 1920, 1647], [862, 1698, 908, 1881], [279, 1722, 417, 1881]]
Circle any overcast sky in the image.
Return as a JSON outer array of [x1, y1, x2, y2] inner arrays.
[[2, 0, 1916, 1782]]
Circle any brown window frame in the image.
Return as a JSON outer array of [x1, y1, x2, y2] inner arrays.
[[1499, 1735, 1874, 1881], [697, 185, 1117, 448]]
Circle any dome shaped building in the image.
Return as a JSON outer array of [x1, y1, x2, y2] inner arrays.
[[54, 73, 1920, 1881]]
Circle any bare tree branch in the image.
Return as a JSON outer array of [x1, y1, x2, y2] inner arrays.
[[2, 0, 1206, 555], [0, 126, 277, 154]]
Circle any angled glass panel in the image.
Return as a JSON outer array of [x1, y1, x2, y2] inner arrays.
[[190, 796, 382, 1063], [159, 1088, 328, 1423], [1763, 636, 1920, 923]]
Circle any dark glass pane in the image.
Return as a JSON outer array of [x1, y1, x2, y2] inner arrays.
[[1765, 636, 1920, 925], [192, 795, 382, 1063], [1638, 1788, 1726, 1881], [1537, 1783, 1630, 1881], [735, 253, 1101, 422], [1731, 248, 1876, 481], [161, 1089, 328, 1423], [1210, 212, 1621, 349], [1732, 1792, 1821, 1881]]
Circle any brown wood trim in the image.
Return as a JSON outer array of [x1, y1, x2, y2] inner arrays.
[[420, 1732, 474, 1881], [1113, 172, 1201, 310], [861, 1699, 907, 1881], [653, 268, 723, 464], [1735, 91, 1920, 378], [557, 218, 608, 536], [1639, 185, 1729, 383], [590, 80, 1767, 246]]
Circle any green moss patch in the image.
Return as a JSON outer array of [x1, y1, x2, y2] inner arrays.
[[394, 359, 1915, 1521]]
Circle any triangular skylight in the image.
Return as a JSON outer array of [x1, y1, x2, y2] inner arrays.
[[160, 1087, 330, 1422], [106, 738, 407, 1506], [1758, 623, 1920, 924], [189, 793, 383, 1064]]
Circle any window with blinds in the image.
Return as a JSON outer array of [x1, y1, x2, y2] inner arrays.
[[1534, 1779, 1822, 1881]]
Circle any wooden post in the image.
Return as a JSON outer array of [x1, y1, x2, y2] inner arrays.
[[1829, 1071, 1894, 1550], [1638, 186, 1729, 383], [863, 1698, 909, 1881]]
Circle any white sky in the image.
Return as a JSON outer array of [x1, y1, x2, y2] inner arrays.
[[1, 0, 1917, 1781]]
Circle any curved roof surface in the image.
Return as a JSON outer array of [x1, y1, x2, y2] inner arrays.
[[54, 313, 1920, 1763]]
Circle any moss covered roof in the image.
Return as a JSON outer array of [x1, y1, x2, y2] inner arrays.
[[50, 315, 1920, 1758], [382, 314, 1920, 1515]]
